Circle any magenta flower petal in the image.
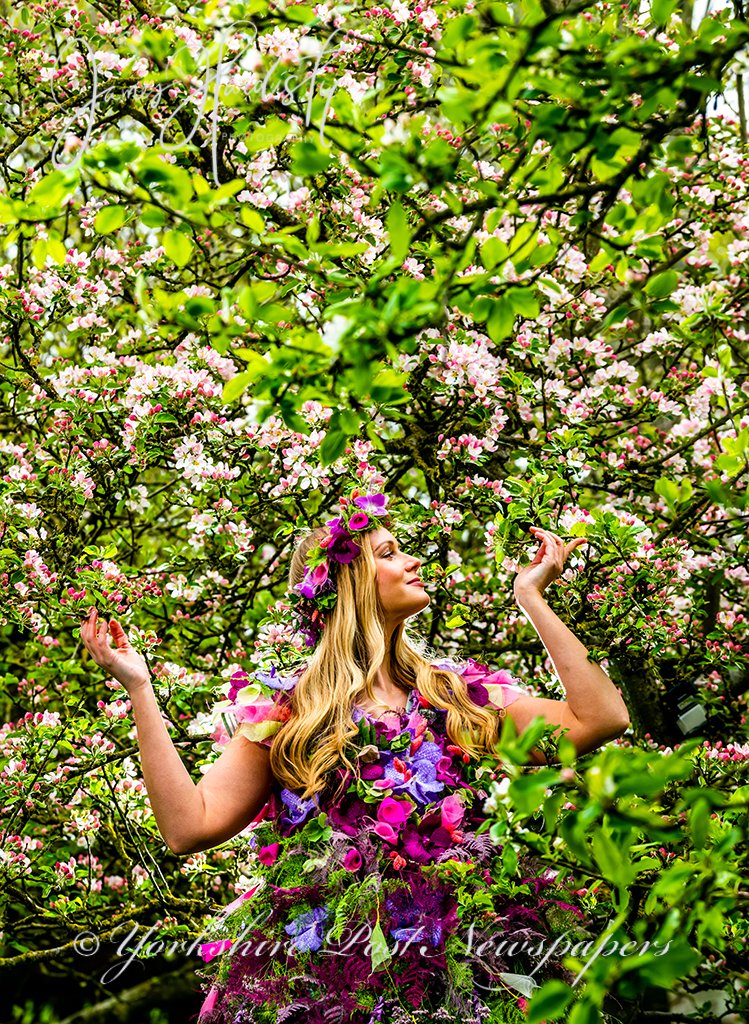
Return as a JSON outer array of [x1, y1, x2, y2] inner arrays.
[[342, 849, 362, 871], [353, 493, 388, 516]]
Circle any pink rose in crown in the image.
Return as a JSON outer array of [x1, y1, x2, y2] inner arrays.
[[347, 511, 369, 530]]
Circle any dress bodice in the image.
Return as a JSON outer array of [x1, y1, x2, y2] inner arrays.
[[197, 661, 583, 1024]]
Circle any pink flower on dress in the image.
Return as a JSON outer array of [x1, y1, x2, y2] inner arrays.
[[200, 986, 219, 1014], [377, 796, 411, 828], [199, 939, 233, 962], [343, 848, 362, 871], [258, 843, 280, 865], [374, 821, 399, 843], [440, 794, 465, 837]]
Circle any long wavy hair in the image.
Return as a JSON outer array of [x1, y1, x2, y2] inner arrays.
[[268, 520, 508, 799]]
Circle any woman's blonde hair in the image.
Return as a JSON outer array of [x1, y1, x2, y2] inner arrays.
[[269, 521, 507, 799]]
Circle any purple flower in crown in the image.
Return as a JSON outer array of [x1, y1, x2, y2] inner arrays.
[[326, 534, 361, 564], [353, 493, 388, 517], [317, 516, 360, 563], [295, 562, 331, 600]]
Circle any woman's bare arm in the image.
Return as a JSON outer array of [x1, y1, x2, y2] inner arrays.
[[127, 682, 273, 854], [80, 608, 273, 854], [506, 528, 631, 764]]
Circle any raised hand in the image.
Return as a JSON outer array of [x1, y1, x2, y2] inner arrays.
[[513, 526, 588, 600], [79, 607, 151, 694]]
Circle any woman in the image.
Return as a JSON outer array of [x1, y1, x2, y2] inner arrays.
[[80, 489, 630, 1024]]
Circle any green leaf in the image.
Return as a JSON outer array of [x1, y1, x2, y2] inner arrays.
[[31, 240, 49, 270], [651, 0, 677, 23], [502, 842, 518, 875], [163, 230, 194, 268], [82, 140, 141, 172], [387, 201, 410, 262], [568, 1001, 601, 1024], [644, 269, 678, 298], [689, 796, 712, 850], [290, 140, 332, 176], [591, 827, 635, 886], [222, 371, 256, 403], [369, 921, 391, 971], [480, 236, 509, 269], [94, 206, 127, 234], [240, 207, 266, 232], [527, 979, 575, 1023], [714, 453, 744, 474], [135, 154, 193, 206], [487, 295, 515, 341], [509, 287, 540, 320], [27, 169, 79, 212], [320, 430, 347, 465], [654, 477, 680, 506], [245, 117, 292, 153]]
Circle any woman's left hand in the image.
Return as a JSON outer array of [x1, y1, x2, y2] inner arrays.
[[513, 527, 588, 600]]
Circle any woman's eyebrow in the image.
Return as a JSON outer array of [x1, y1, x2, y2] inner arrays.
[[375, 540, 398, 553]]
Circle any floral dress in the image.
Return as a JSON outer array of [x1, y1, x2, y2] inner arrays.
[[198, 659, 583, 1024]]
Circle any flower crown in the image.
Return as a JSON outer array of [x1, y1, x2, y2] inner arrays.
[[289, 490, 390, 647]]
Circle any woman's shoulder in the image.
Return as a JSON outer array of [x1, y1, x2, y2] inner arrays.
[[430, 655, 528, 711], [211, 663, 303, 749]]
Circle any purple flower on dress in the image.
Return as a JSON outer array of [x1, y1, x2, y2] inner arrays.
[[400, 811, 454, 865], [284, 905, 329, 952], [254, 667, 298, 691], [376, 740, 445, 806], [435, 755, 463, 787], [385, 880, 456, 949], [353, 493, 388, 517], [327, 795, 370, 836], [280, 788, 319, 826]]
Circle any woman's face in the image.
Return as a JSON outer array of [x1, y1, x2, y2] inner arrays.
[[370, 527, 430, 624]]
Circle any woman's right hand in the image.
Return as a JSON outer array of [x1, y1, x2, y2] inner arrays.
[[80, 607, 151, 694]]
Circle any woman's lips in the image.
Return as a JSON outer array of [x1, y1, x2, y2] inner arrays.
[[407, 580, 425, 586]]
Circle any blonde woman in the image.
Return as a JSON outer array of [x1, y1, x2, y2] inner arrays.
[[80, 489, 629, 1024]]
